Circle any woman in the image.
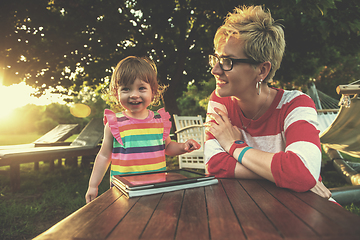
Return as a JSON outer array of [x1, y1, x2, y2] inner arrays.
[[204, 5, 332, 199]]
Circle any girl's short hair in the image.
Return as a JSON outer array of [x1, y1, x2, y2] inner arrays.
[[214, 5, 285, 81], [109, 56, 167, 107]]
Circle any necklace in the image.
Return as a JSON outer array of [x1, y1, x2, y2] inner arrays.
[[240, 88, 270, 130]]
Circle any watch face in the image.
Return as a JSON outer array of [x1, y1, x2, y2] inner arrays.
[[235, 140, 244, 144]]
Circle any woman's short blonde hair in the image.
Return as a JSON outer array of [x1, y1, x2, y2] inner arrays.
[[214, 5, 285, 81]]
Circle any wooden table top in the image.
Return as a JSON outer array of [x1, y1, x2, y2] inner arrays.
[[34, 179, 360, 240]]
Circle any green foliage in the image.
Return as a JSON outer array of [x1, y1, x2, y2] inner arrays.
[[0, 104, 44, 134], [35, 117, 58, 134], [72, 83, 109, 118], [345, 202, 360, 216], [177, 78, 215, 118], [315, 53, 360, 99], [271, 0, 360, 87], [2, 0, 360, 115]]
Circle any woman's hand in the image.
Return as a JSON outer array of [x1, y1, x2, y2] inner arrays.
[[205, 107, 243, 152], [310, 181, 332, 199]]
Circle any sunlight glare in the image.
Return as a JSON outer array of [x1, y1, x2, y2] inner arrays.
[[70, 103, 91, 118], [0, 82, 66, 120]]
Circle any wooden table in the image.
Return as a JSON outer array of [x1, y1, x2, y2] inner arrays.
[[34, 179, 360, 240]]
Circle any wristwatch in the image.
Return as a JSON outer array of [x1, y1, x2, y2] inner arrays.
[[229, 140, 247, 156]]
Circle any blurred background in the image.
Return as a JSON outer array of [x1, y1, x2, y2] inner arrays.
[[1, 0, 360, 137]]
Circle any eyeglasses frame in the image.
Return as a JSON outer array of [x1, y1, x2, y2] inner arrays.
[[209, 54, 262, 71]]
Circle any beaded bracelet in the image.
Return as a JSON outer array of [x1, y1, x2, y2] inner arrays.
[[238, 146, 253, 164]]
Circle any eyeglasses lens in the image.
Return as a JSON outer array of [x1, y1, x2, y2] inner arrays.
[[209, 55, 232, 71], [221, 58, 232, 71]]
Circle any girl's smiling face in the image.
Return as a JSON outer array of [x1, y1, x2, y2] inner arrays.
[[118, 78, 153, 119]]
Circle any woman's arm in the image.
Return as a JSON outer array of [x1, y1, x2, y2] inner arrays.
[[206, 108, 274, 180], [204, 125, 263, 179], [205, 93, 331, 198], [203, 94, 263, 179], [233, 145, 330, 198], [208, 106, 328, 193]]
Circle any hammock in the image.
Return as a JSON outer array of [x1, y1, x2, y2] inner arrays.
[[320, 95, 360, 158], [309, 83, 360, 204]]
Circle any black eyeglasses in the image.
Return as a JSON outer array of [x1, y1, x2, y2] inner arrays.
[[209, 55, 261, 71]]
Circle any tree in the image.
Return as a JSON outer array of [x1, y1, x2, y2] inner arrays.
[[315, 53, 360, 99], [1, 0, 360, 116], [272, 0, 360, 89], [177, 78, 215, 118]]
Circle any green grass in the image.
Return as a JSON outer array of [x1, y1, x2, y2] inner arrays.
[[0, 161, 110, 240], [0, 134, 78, 146], [0, 134, 43, 145]]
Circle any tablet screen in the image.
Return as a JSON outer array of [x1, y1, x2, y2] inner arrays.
[[113, 169, 211, 188]]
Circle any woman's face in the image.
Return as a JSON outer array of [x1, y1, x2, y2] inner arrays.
[[211, 37, 259, 99]]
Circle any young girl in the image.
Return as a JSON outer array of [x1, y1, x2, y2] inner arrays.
[[85, 56, 201, 203]]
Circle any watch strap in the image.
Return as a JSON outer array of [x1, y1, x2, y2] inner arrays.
[[229, 140, 247, 156]]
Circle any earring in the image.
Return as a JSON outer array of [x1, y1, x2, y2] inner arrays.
[[256, 79, 263, 95]]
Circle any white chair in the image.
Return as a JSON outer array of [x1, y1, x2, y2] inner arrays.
[[173, 114, 205, 169]]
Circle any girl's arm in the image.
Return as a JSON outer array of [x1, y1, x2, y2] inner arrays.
[[164, 136, 201, 156], [85, 123, 113, 203]]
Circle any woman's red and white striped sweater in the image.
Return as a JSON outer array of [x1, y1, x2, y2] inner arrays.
[[205, 88, 322, 192]]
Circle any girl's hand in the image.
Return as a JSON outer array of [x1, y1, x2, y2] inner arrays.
[[205, 107, 243, 152], [85, 186, 98, 204], [165, 137, 200, 156], [184, 139, 201, 152]]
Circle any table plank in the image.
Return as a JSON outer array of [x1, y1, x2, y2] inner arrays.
[[33, 188, 122, 240], [73, 193, 139, 239], [221, 179, 282, 240], [241, 180, 318, 238], [140, 190, 183, 239], [106, 193, 162, 239], [176, 187, 209, 240], [292, 188, 360, 236], [205, 179, 246, 240], [258, 180, 357, 238]]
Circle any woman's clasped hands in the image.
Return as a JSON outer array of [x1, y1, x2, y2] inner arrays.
[[205, 109, 332, 200], [205, 107, 243, 152]]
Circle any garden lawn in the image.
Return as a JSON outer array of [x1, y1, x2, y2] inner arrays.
[[0, 161, 110, 240], [0, 134, 43, 145]]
